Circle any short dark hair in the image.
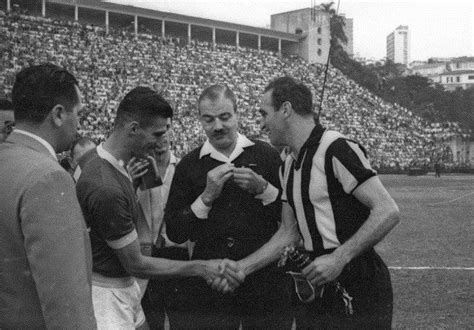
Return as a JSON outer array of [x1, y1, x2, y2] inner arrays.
[[70, 136, 95, 158], [198, 84, 237, 113], [115, 87, 173, 128], [264, 76, 313, 116], [12, 63, 79, 123]]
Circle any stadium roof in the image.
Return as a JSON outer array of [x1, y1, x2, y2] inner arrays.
[[48, 0, 301, 42]]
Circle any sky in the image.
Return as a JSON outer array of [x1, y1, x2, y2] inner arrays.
[[107, 0, 473, 62]]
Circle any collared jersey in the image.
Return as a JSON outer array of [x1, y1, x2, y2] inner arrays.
[[281, 125, 376, 252], [77, 145, 141, 278]]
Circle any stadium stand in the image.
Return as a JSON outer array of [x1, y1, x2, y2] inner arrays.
[[0, 10, 466, 170]]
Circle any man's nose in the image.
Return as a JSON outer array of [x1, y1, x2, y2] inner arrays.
[[163, 129, 173, 141], [155, 135, 165, 145], [214, 118, 224, 130]]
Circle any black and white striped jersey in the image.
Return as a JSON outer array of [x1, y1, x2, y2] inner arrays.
[[281, 125, 376, 253]]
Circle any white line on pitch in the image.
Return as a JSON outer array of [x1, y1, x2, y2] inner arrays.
[[389, 266, 474, 270], [427, 191, 474, 206]]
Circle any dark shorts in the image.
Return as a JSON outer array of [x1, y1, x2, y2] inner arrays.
[[295, 249, 393, 329]]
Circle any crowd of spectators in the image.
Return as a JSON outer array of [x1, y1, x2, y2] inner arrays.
[[1, 10, 469, 169]]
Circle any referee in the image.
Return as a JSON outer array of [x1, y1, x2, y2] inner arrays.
[[235, 76, 400, 329]]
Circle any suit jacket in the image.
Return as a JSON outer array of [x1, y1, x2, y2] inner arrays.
[[0, 131, 96, 329]]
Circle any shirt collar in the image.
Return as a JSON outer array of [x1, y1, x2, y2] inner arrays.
[[199, 133, 255, 163], [169, 153, 178, 165], [14, 129, 57, 161], [96, 143, 132, 182], [294, 124, 326, 170]]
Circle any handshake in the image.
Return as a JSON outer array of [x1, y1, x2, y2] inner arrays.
[[201, 259, 246, 294]]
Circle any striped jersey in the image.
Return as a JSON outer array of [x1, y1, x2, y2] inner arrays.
[[281, 125, 376, 253]]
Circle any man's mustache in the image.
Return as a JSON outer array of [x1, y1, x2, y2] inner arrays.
[[212, 130, 227, 137]]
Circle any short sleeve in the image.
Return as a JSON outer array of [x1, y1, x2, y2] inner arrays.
[[328, 138, 376, 194], [89, 186, 137, 249]]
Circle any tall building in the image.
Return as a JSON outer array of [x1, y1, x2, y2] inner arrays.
[[386, 25, 410, 66]]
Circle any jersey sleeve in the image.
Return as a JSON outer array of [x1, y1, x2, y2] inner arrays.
[[328, 138, 376, 194], [89, 186, 137, 249]]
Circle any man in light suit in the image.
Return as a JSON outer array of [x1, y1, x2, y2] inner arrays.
[[0, 63, 96, 329]]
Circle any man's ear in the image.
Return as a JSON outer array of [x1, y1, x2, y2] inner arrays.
[[50, 104, 66, 127], [282, 101, 293, 118], [128, 121, 140, 135]]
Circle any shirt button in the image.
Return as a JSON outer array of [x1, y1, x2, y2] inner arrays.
[[226, 237, 235, 248]]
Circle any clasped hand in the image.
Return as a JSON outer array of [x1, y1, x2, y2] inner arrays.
[[203, 259, 246, 294]]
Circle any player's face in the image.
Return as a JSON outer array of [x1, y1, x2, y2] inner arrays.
[[136, 116, 170, 158], [151, 117, 172, 156], [199, 96, 238, 155], [260, 90, 286, 147]]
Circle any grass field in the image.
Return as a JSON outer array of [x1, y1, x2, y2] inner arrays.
[[375, 174, 473, 329]]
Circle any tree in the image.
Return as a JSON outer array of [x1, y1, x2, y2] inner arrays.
[[374, 60, 405, 82], [320, 1, 353, 77], [320, 2, 347, 51]]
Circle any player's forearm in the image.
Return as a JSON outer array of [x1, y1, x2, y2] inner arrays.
[[128, 256, 209, 280], [333, 202, 400, 265], [239, 221, 300, 276]]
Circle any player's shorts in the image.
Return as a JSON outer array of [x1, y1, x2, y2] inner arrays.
[[92, 274, 146, 329]]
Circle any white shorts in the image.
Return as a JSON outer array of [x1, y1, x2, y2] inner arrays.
[[92, 278, 146, 330], [135, 277, 149, 300]]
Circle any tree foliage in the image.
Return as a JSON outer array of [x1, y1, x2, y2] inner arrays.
[[320, 2, 347, 49]]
